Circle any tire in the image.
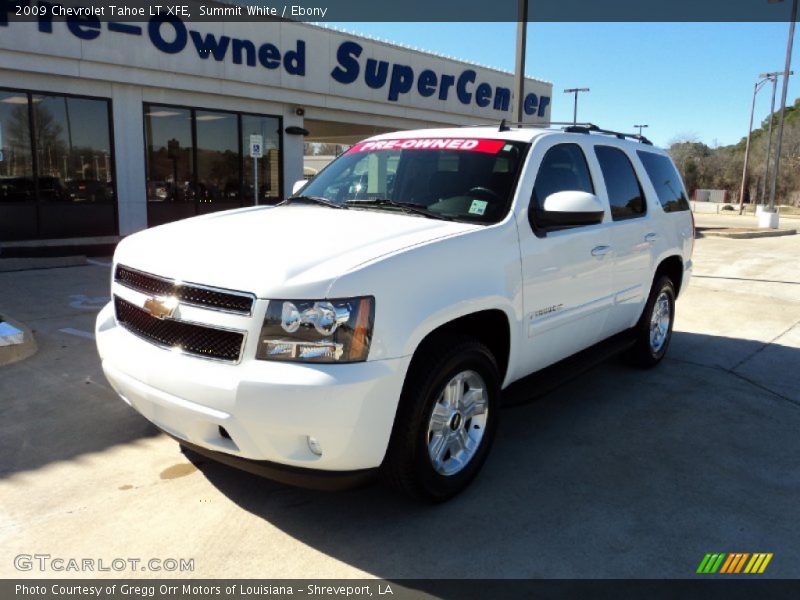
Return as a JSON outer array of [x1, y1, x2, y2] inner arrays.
[[625, 275, 676, 368], [382, 336, 500, 502]]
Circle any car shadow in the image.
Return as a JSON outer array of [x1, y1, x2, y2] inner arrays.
[[185, 331, 800, 580]]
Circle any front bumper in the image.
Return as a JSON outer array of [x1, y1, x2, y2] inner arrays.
[[96, 302, 410, 473], [174, 435, 377, 490]]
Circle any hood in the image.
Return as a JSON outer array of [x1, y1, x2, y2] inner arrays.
[[114, 205, 480, 298]]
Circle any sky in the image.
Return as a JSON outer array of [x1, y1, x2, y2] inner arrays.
[[326, 22, 800, 148]]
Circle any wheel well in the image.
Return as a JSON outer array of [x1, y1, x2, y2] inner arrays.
[[655, 255, 684, 296], [414, 310, 511, 382]]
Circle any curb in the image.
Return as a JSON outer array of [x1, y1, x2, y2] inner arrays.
[[0, 316, 38, 367], [0, 256, 87, 272], [696, 228, 797, 239]]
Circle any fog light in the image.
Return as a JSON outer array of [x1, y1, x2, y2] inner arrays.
[[307, 436, 323, 456]]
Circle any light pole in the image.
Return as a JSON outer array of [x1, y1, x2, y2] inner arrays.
[[513, 0, 528, 125], [564, 88, 590, 125], [766, 0, 798, 226], [634, 124, 649, 136], [738, 75, 772, 214], [760, 71, 793, 206]]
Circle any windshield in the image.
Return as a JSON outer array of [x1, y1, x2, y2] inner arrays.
[[297, 138, 529, 224]]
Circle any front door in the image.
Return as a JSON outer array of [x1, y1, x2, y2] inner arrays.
[[515, 139, 614, 374]]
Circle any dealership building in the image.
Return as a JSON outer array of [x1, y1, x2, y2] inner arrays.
[[0, 15, 552, 244]]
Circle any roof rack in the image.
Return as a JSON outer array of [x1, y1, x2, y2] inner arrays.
[[492, 120, 653, 145], [496, 120, 580, 131], [467, 120, 568, 131], [563, 123, 653, 145]]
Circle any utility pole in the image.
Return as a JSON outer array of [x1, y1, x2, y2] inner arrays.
[[761, 76, 779, 208], [634, 124, 649, 136], [766, 0, 798, 224], [564, 88, 590, 125], [513, 0, 528, 125], [760, 71, 792, 206]]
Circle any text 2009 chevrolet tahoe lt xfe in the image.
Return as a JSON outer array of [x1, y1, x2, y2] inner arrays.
[[96, 125, 694, 501]]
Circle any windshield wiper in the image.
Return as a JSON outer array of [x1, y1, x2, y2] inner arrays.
[[282, 195, 347, 209], [345, 198, 454, 221]]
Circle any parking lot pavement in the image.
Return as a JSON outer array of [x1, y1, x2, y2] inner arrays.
[[1, 236, 798, 580]]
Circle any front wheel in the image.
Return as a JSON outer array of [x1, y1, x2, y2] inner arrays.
[[382, 337, 500, 502], [626, 275, 676, 368]]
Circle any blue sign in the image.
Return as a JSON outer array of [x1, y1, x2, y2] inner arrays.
[[0, 9, 551, 117], [330, 40, 550, 116]]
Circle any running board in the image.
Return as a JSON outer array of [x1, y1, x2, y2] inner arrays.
[[501, 331, 636, 407]]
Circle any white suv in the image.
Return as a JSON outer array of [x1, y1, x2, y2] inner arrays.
[[96, 125, 694, 501]]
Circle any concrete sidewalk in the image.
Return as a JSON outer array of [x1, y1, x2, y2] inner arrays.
[[693, 211, 799, 230]]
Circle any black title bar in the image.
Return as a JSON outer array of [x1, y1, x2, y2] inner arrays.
[[1, 0, 799, 23], [5, 579, 800, 600]]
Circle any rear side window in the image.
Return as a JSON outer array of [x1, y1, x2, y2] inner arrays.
[[531, 143, 594, 212], [595, 146, 645, 220], [637, 151, 690, 212]]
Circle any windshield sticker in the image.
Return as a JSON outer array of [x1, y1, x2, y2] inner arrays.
[[348, 138, 506, 154], [468, 200, 488, 216]]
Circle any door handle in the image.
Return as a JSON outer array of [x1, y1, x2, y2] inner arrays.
[[591, 245, 611, 257], [645, 232, 658, 243]]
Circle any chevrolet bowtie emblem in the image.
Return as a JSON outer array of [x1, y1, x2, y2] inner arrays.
[[143, 296, 179, 320]]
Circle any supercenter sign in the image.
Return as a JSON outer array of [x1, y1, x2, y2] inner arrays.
[[330, 40, 549, 116], [0, 11, 552, 118]]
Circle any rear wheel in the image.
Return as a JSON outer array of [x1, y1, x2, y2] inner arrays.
[[382, 337, 500, 502], [626, 275, 676, 368]]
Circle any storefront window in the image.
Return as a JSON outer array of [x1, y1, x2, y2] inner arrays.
[[144, 106, 193, 203], [0, 90, 34, 201], [145, 104, 281, 227], [0, 88, 116, 240], [33, 95, 114, 203], [196, 110, 240, 204]]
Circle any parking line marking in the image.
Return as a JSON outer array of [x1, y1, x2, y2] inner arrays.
[[59, 328, 95, 340], [87, 259, 111, 267], [69, 294, 110, 310]]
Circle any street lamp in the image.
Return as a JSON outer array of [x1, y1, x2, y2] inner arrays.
[[738, 73, 775, 214], [564, 88, 590, 125], [634, 124, 649, 136], [765, 0, 798, 227]]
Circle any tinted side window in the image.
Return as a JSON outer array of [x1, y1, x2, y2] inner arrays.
[[532, 144, 594, 213], [529, 143, 595, 232], [637, 151, 691, 212], [595, 146, 645, 220]]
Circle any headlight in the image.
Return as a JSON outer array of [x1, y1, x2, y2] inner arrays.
[[256, 297, 375, 363]]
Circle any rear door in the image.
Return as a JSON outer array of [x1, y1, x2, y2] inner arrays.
[[515, 138, 614, 374], [591, 144, 655, 334], [636, 150, 695, 273]]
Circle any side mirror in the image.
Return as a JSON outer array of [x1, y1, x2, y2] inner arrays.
[[537, 191, 605, 230], [292, 180, 306, 195]]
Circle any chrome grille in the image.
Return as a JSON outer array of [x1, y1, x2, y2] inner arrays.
[[114, 296, 245, 363], [115, 265, 254, 315]]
